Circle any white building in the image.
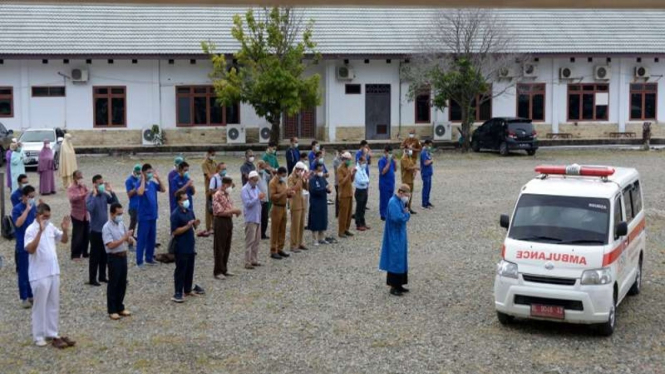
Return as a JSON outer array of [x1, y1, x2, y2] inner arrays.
[[1, 4, 665, 146]]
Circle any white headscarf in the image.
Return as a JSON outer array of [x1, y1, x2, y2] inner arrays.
[[59, 133, 78, 179]]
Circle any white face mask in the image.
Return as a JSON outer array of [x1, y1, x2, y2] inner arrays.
[[407, 150, 413, 156], [316, 172, 324, 177], [248, 157, 255, 163], [409, 134, 415, 138], [401, 196, 409, 204], [225, 187, 233, 194], [280, 177, 287, 183]]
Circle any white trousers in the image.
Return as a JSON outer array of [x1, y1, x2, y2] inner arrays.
[[30, 275, 60, 342]]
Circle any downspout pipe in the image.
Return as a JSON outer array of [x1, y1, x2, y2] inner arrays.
[[398, 60, 402, 139]]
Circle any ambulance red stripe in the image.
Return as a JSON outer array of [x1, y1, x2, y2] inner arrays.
[[602, 217, 646, 267]]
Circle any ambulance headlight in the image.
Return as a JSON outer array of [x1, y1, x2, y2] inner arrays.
[[497, 260, 518, 279], [581, 268, 613, 285]]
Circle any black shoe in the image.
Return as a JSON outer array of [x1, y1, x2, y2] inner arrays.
[[193, 285, 206, 295], [365, 207, 370, 211], [155, 243, 162, 248], [381, 217, 386, 221], [344, 231, 354, 237], [409, 210, 417, 215], [88, 281, 101, 287], [270, 253, 283, 260], [427, 204, 434, 208], [261, 235, 269, 240], [99, 278, 108, 283], [278, 251, 290, 258], [399, 286, 410, 293], [389, 288, 403, 296]]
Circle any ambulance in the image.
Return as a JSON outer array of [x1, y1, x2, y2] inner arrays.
[[494, 164, 645, 336]]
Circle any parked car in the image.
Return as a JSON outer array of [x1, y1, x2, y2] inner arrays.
[[18, 128, 65, 170], [0, 122, 15, 166], [471, 117, 538, 156]]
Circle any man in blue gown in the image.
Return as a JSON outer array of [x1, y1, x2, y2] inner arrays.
[[377, 146, 397, 221], [379, 184, 411, 296]]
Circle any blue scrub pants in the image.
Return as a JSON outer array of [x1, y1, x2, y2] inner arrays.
[[17, 248, 33, 301], [136, 219, 157, 265], [379, 184, 394, 219], [422, 175, 432, 207]]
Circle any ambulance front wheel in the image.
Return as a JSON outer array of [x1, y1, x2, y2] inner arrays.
[[496, 311, 514, 325], [596, 292, 617, 337], [628, 256, 642, 296]]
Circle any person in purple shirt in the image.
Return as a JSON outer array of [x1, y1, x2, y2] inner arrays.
[[241, 171, 265, 269], [169, 161, 195, 214]]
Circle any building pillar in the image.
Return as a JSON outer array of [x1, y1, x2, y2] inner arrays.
[[20, 63, 30, 130], [325, 61, 336, 142]]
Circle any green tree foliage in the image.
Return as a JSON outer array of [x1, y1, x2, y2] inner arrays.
[[202, 7, 321, 143]]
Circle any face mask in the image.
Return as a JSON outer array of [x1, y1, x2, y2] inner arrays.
[[16, 148, 22, 152], [317, 172, 324, 177], [387, 153, 393, 159], [209, 155, 215, 160], [407, 150, 413, 156], [133, 172, 141, 178], [409, 134, 415, 138], [280, 177, 287, 183], [45, 144, 50, 148], [401, 196, 409, 204], [40, 218, 50, 227], [225, 187, 233, 194], [248, 157, 255, 163], [360, 163, 366, 167], [184, 171, 190, 179], [220, 170, 227, 177], [147, 173, 154, 180], [114, 215, 123, 224], [181, 200, 190, 210], [318, 158, 325, 164], [345, 160, 351, 167], [97, 184, 106, 194], [314, 146, 320, 152], [250, 180, 258, 187], [28, 197, 36, 206], [294, 143, 299, 148]]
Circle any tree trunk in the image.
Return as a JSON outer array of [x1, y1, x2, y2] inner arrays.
[[269, 118, 281, 145], [460, 101, 473, 153]]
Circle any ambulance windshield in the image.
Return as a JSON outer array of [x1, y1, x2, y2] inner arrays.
[[509, 194, 610, 245]]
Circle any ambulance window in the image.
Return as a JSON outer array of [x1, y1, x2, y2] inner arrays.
[[631, 181, 643, 215], [623, 188, 634, 223], [613, 196, 623, 240]]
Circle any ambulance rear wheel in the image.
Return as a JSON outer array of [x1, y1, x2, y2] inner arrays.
[[596, 292, 616, 336], [628, 256, 642, 296], [496, 311, 514, 325]]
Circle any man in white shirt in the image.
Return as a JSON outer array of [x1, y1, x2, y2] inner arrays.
[[24, 203, 76, 348]]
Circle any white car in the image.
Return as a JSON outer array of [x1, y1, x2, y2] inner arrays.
[[18, 128, 65, 169], [494, 164, 645, 336]]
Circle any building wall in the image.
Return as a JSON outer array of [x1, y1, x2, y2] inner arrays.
[[1, 56, 664, 144]]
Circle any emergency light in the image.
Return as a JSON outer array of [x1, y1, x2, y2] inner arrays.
[[535, 164, 615, 177]]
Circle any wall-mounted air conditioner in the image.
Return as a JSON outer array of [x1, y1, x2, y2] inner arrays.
[[498, 67, 515, 79], [432, 121, 452, 141], [71, 68, 89, 83], [523, 63, 538, 78], [594, 65, 611, 80], [336, 66, 355, 81], [259, 124, 271, 143], [634, 66, 650, 79], [559, 67, 574, 79], [226, 125, 246, 144]]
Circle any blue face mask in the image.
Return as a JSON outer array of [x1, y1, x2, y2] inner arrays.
[[184, 171, 190, 179], [114, 215, 123, 224], [182, 200, 190, 210], [220, 170, 227, 177], [97, 184, 106, 194], [28, 197, 36, 206], [147, 173, 154, 180]]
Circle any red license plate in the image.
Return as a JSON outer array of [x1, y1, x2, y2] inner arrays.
[[531, 304, 565, 319]]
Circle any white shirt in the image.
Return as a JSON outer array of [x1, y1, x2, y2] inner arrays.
[[209, 174, 222, 191], [25, 221, 63, 282]]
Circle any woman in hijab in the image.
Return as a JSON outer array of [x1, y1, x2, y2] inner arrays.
[[59, 133, 78, 188], [38, 139, 56, 195], [10, 142, 26, 193], [5, 139, 15, 190]]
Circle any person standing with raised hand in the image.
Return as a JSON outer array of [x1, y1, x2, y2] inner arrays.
[[86, 174, 118, 286], [285, 137, 300, 175], [125, 164, 142, 251], [25, 204, 76, 348], [241, 150, 257, 186], [169, 161, 195, 215], [379, 184, 412, 296], [378, 146, 398, 221], [136, 164, 166, 268], [308, 162, 331, 246], [12, 185, 38, 308], [337, 152, 356, 238], [288, 162, 309, 253], [170, 191, 205, 303], [241, 171, 264, 269], [420, 140, 435, 209], [212, 177, 241, 279], [10, 142, 26, 193], [58, 133, 78, 190], [67, 170, 89, 260], [200, 148, 217, 237], [102, 203, 133, 320], [353, 155, 370, 231], [269, 167, 293, 260], [37, 139, 56, 195], [262, 142, 279, 175], [400, 148, 419, 215]]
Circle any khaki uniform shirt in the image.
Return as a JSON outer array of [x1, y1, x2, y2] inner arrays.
[[287, 174, 308, 211], [337, 165, 354, 198], [269, 177, 288, 206], [400, 157, 416, 184], [201, 159, 216, 192]]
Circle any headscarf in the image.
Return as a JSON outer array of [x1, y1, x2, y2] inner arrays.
[[38, 139, 54, 172], [59, 133, 78, 179]]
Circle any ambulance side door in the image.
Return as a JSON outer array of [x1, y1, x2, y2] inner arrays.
[[626, 181, 645, 284], [618, 186, 636, 298], [610, 194, 626, 286]]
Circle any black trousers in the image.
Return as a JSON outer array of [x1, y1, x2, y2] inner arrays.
[[260, 202, 269, 238], [89, 231, 107, 282], [335, 185, 339, 218], [174, 253, 195, 296], [107, 254, 127, 314], [71, 217, 90, 259], [354, 188, 368, 227], [387, 272, 408, 287], [128, 208, 138, 235]]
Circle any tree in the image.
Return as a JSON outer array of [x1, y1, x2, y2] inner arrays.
[[402, 9, 529, 151], [202, 7, 321, 144]]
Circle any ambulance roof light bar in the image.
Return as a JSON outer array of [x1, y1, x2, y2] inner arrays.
[[535, 164, 615, 179]]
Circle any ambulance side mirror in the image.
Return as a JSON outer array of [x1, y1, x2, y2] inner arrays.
[[500, 214, 510, 229], [615, 222, 628, 237]]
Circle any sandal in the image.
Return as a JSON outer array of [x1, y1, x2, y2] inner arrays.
[[60, 336, 76, 347], [51, 338, 69, 349]]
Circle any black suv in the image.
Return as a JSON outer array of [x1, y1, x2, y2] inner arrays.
[[471, 117, 538, 156]]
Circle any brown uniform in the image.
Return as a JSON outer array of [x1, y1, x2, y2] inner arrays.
[[269, 176, 288, 254], [201, 158, 217, 231], [401, 137, 422, 161], [337, 164, 354, 236], [288, 173, 308, 249], [400, 156, 417, 210]]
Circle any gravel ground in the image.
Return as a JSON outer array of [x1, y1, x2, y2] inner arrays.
[[0, 148, 664, 374]]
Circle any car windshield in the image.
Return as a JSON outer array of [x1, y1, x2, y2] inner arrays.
[[508, 194, 610, 245], [507, 122, 533, 133], [20, 131, 55, 143]]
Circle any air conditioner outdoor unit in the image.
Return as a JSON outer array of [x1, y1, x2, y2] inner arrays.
[[336, 66, 355, 81], [635, 66, 650, 79], [523, 64, 538, 78], [594, 65, 611, 80], [559, 67, 574, 79], [141, 125, 161, 146], [226, 125, 246, 144], [498, 67, 515, 79], [71, 68, 89, 83], [432, 121, 452, 141], [259, 124, 271, 143]]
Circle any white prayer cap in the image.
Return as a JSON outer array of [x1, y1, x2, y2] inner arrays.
[[248, 170, 259, 179], [295, 162, 306, 170], [341, 152, 352, 159]]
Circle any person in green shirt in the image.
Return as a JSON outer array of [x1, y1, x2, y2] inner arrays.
[[262, 142, 279, 175]]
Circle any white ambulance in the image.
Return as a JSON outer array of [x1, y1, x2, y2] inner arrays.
[[494, 164, 645, 336]]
